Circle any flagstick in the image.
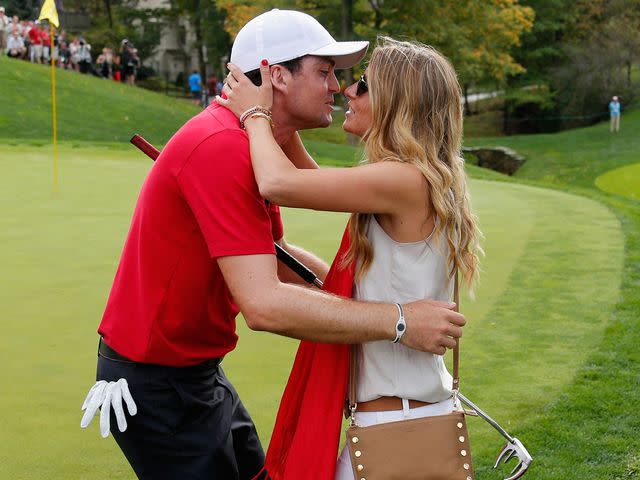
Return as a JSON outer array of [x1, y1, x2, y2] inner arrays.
[[51, 25, 58, 193]]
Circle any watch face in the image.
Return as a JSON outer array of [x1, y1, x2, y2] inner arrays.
[[398, 324, 405, 331]]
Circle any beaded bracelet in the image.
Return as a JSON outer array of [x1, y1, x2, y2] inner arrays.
[[244, 112, 274, 128], [239, 106, 272, 129]]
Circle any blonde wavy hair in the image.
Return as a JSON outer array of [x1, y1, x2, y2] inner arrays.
[[343, 37, 482, 290]]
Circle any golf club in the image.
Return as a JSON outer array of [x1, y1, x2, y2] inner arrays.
[[130, 134, 323, 289]]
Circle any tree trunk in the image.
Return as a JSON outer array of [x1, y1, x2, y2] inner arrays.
[[104, 0, 113, 30], [463, 84, 471, 116], [341, 0, 354, 86], [368, 0, 383, 29], [192, 5, 207, 80]]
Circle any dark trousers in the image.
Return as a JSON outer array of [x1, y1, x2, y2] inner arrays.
[[97, 346, 265, 480]]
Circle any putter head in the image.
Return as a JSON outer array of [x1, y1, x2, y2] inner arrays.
[[494, 437, 532, 480]]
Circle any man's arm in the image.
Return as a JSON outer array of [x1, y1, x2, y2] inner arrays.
[[218, 254, 464, 355], [276, 237, 330, 284]]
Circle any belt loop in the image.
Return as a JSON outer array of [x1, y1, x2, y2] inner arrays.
[[402, 398, 410, 418]]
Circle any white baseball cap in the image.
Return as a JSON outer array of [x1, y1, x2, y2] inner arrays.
[[231, 9, 369, 73]]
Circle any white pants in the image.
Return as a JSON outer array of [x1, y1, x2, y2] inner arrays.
[[334, 398, 454, 480]]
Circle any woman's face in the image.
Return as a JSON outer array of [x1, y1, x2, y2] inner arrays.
[[342, 72, 372, 138]]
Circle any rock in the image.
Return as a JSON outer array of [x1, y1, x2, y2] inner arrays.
[[462, 147, 525, 175]]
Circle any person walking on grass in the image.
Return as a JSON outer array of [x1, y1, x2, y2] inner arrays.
[[609, 95, 621, 133], [80, 9, 466, 480], [188, 69, 203, 106]]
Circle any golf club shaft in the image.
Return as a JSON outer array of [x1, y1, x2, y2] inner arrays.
[[457, 391, 514, 443], [129, 134, 323, 289]]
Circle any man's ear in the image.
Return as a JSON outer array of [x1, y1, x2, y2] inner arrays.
[[270, 64, 291, 95]]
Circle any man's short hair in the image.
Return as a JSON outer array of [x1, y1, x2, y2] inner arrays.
[[244, 56, 305, 87]]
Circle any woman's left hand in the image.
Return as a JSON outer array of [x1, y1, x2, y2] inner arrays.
[[215, 61, 273, 118]]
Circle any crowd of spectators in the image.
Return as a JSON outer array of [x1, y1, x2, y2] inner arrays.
[[1, 7, 140, 84]]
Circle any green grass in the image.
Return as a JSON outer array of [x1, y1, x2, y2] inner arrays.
[[466, 108, 640, 478], [2, 57, 640, 479], [0, 143, 624, 479], [595, 163, 640, 200], [467, 107, 640, 191], [0, 55, 198, 146]]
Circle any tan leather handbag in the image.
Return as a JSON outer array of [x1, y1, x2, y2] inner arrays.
[[345, 275, 474, 480]]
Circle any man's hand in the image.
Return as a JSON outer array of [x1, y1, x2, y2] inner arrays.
[[80, 379, 137, 438], [401, 300, 465, 355]]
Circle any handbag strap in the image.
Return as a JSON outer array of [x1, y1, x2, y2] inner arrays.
[[348, 270, 460, 416]]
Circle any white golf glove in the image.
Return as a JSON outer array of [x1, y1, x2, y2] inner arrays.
[[80, 379, 137, 438]]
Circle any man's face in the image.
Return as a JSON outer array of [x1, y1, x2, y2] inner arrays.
[[277, 56, 340, 130]]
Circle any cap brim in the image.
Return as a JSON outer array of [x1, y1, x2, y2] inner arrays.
[[310, 41, 369, 69]]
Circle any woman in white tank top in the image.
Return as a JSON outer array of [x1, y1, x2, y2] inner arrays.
[[219, 37, 482, 479]]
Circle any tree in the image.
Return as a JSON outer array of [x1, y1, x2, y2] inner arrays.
[[353, 0, 534, 112]]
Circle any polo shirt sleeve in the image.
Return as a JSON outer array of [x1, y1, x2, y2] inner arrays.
[[269, 202, 284, 241], [176, 130, 277, 258]]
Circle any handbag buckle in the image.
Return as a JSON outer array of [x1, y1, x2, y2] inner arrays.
[[348, 402, 357, 426]]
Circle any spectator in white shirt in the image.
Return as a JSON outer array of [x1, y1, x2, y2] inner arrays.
[[7, 26, 25, 58]]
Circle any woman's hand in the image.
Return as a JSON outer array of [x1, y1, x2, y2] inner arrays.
[[215, 61, 273, 118]]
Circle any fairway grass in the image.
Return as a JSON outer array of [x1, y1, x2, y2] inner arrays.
[[595, 162, 640, 200], [0, 144, 624, 479]]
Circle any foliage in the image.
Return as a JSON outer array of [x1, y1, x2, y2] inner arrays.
[[3, 0, 40, 18], [507, 0, 640, 132], [168, 0, 232, 79], [59, 0, 163, 63]]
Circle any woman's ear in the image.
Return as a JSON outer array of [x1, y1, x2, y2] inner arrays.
[[270, 64, 291, 94]]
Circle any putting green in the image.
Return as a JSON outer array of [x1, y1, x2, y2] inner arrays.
[[0, 144, 623, 479], [595, 162, 640, 200]]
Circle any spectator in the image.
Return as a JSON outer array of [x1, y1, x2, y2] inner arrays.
[[6, 26, 26, 59], [69, 36, 80, 70], [28, 22, 42, 63], [103, 46, 113, 79], [58, 39, 70, 68], [40, 23, 50, 63], [76, 37, 92, 74], [188, 69, 202, 106], [120, 40, 139, 86], [609, 95, 621, 133], [10, 16, 22, 33], [112, 53, 122, 82], [129, 47, 140, 84], [0, 7, 8, 52], [206, 73, 218, 105]]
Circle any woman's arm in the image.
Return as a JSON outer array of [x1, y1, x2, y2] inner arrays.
[[244, 116, 424, 214], [218, 62, 425, 214]]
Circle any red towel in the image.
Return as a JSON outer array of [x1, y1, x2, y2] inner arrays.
[[254, 226, 355, 480]]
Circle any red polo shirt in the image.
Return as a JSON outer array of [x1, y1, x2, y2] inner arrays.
[[98, 104, 283, 366]]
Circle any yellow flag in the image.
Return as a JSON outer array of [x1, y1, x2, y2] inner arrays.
[[38, 0, 59, 28]]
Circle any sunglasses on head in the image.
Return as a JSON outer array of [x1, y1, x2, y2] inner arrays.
[[356, 74, 368, 96]]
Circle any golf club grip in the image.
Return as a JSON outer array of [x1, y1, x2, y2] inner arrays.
[[130, 133, 322, 288], [274, 243, 322, 287], [130, 134, 160, 161]]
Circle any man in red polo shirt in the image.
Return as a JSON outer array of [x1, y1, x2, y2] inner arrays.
[[81, 9, 466, 480]]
